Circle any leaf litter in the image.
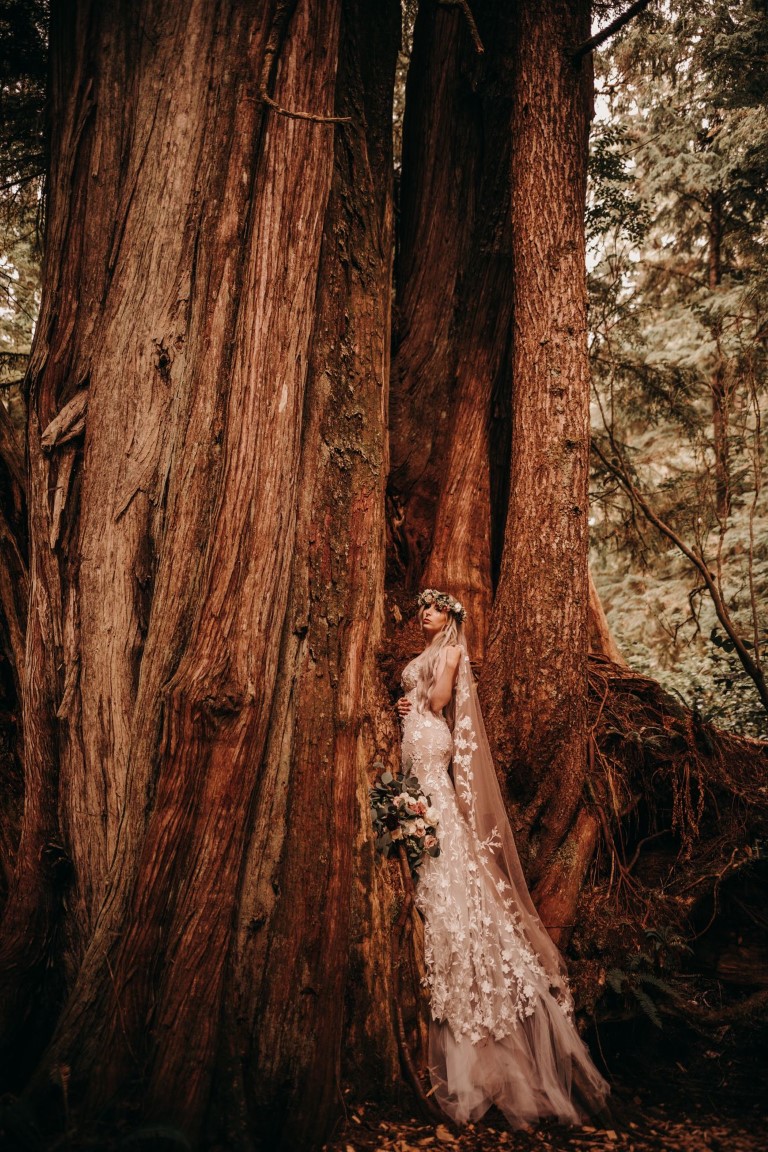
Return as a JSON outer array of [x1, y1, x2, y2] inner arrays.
[[325, 1037, 766, 1152]]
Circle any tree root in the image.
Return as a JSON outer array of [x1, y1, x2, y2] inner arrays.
[[572, 654, 768, 1029]]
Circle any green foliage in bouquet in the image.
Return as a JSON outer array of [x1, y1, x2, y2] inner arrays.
[[369, 758, 440, 877]]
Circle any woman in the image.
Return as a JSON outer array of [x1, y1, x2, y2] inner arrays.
[[396, 588, 609, 1128]]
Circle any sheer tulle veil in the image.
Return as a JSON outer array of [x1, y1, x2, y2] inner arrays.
[[451, 632, 574, 1010], [416, 621, 572, 1007]]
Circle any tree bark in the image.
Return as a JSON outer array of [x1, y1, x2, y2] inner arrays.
[[390, 0, 517, 657], [481, 0, 595, 907], [0, 0, 668, 1145], [388, 0, 480, 588], [1, 1, 400, 1146], [228, 5, 401, 1145], [421, 2, 518, 659]]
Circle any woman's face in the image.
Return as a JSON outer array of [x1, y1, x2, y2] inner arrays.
[[421, 603, 450, 640]]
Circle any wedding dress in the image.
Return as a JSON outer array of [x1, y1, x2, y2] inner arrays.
[[400, 645, 609, 1127]]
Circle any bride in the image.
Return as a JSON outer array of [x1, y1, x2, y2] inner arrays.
[[395, 588, 609, 1128]]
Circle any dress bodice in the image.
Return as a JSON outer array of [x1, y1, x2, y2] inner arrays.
[[399, 654, 453, 799], [401, 656, 421, 694]]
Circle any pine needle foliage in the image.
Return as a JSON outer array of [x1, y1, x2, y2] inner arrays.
[[588, 0, 768, 735], [0, 0, 47, 386]]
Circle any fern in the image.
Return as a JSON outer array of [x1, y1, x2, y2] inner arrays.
[[603, 954, 678, 1028], [630, 985, 663, 1029]]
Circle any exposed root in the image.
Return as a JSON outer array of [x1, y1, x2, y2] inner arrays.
[[572, 654, 768, 1030]]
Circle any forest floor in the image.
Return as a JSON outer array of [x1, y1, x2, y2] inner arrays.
[[324, 1017, 767, 1152]]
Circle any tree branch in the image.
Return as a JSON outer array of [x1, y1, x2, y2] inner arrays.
[[591, 438, 768, 715], [572, 0, 653, 63], [258, 90, 351, 125], [437, 0, 485, 55], [258, 0, 351, 124]]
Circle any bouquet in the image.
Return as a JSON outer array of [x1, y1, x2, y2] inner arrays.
[[370, 758, 440, 876]]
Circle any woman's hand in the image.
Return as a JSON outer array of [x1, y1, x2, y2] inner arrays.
[[396, 697, 412, 719]]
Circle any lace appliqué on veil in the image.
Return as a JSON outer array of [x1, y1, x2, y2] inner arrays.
[[400, 656, 548, 1045]]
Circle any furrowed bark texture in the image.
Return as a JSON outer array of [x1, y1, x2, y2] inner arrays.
[[391, 2, 611, 669], [1, 0, 400, 1146], [390, 0, 519, 657], [228, 3, 401, 1147], [481, 0, 595, 908], [0, 0, 143, 1063], [421, 1, 518, 658], [7, 0, 283, 1096], [389, 0, 479, 586]]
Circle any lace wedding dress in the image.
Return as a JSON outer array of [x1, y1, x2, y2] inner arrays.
[[400, 646, 609, 1127]]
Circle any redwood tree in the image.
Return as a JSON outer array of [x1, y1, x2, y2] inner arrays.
[[390, 0, 598, 937], [480, 0, 597, 921], [1, 0, 400, 1145], [1, 0, 610, 1147]]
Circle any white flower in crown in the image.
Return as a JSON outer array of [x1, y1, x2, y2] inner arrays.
[[417, 587, 467, 622]]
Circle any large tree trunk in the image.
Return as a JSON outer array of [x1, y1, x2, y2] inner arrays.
[[389, 0, 602, 940], [2, 0, 694, 1143], [0, 1, 400, 1146], [420, 3, 517, 659], [390, 1, 518, 658], [390, 1, 619, 679], [4, 7, 767, 1145], [228, 5, 401, 1144], [388, 1, 480, 595], [480, 0, 595, 917]]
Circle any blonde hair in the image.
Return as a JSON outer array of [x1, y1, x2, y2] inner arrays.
[[415, 609, 467, 726]]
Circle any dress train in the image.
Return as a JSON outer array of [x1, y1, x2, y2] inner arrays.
[[400, 649, 609, 1127]]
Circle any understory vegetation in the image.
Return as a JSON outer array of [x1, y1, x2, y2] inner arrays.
[[0, 1, 766, 1146], [587, 1, 768, 737]]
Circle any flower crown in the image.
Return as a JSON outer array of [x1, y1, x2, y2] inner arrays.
[[417, 588, 466, 623]]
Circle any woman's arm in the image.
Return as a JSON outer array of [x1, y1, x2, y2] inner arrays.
[[428, 646, 462, 713]]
